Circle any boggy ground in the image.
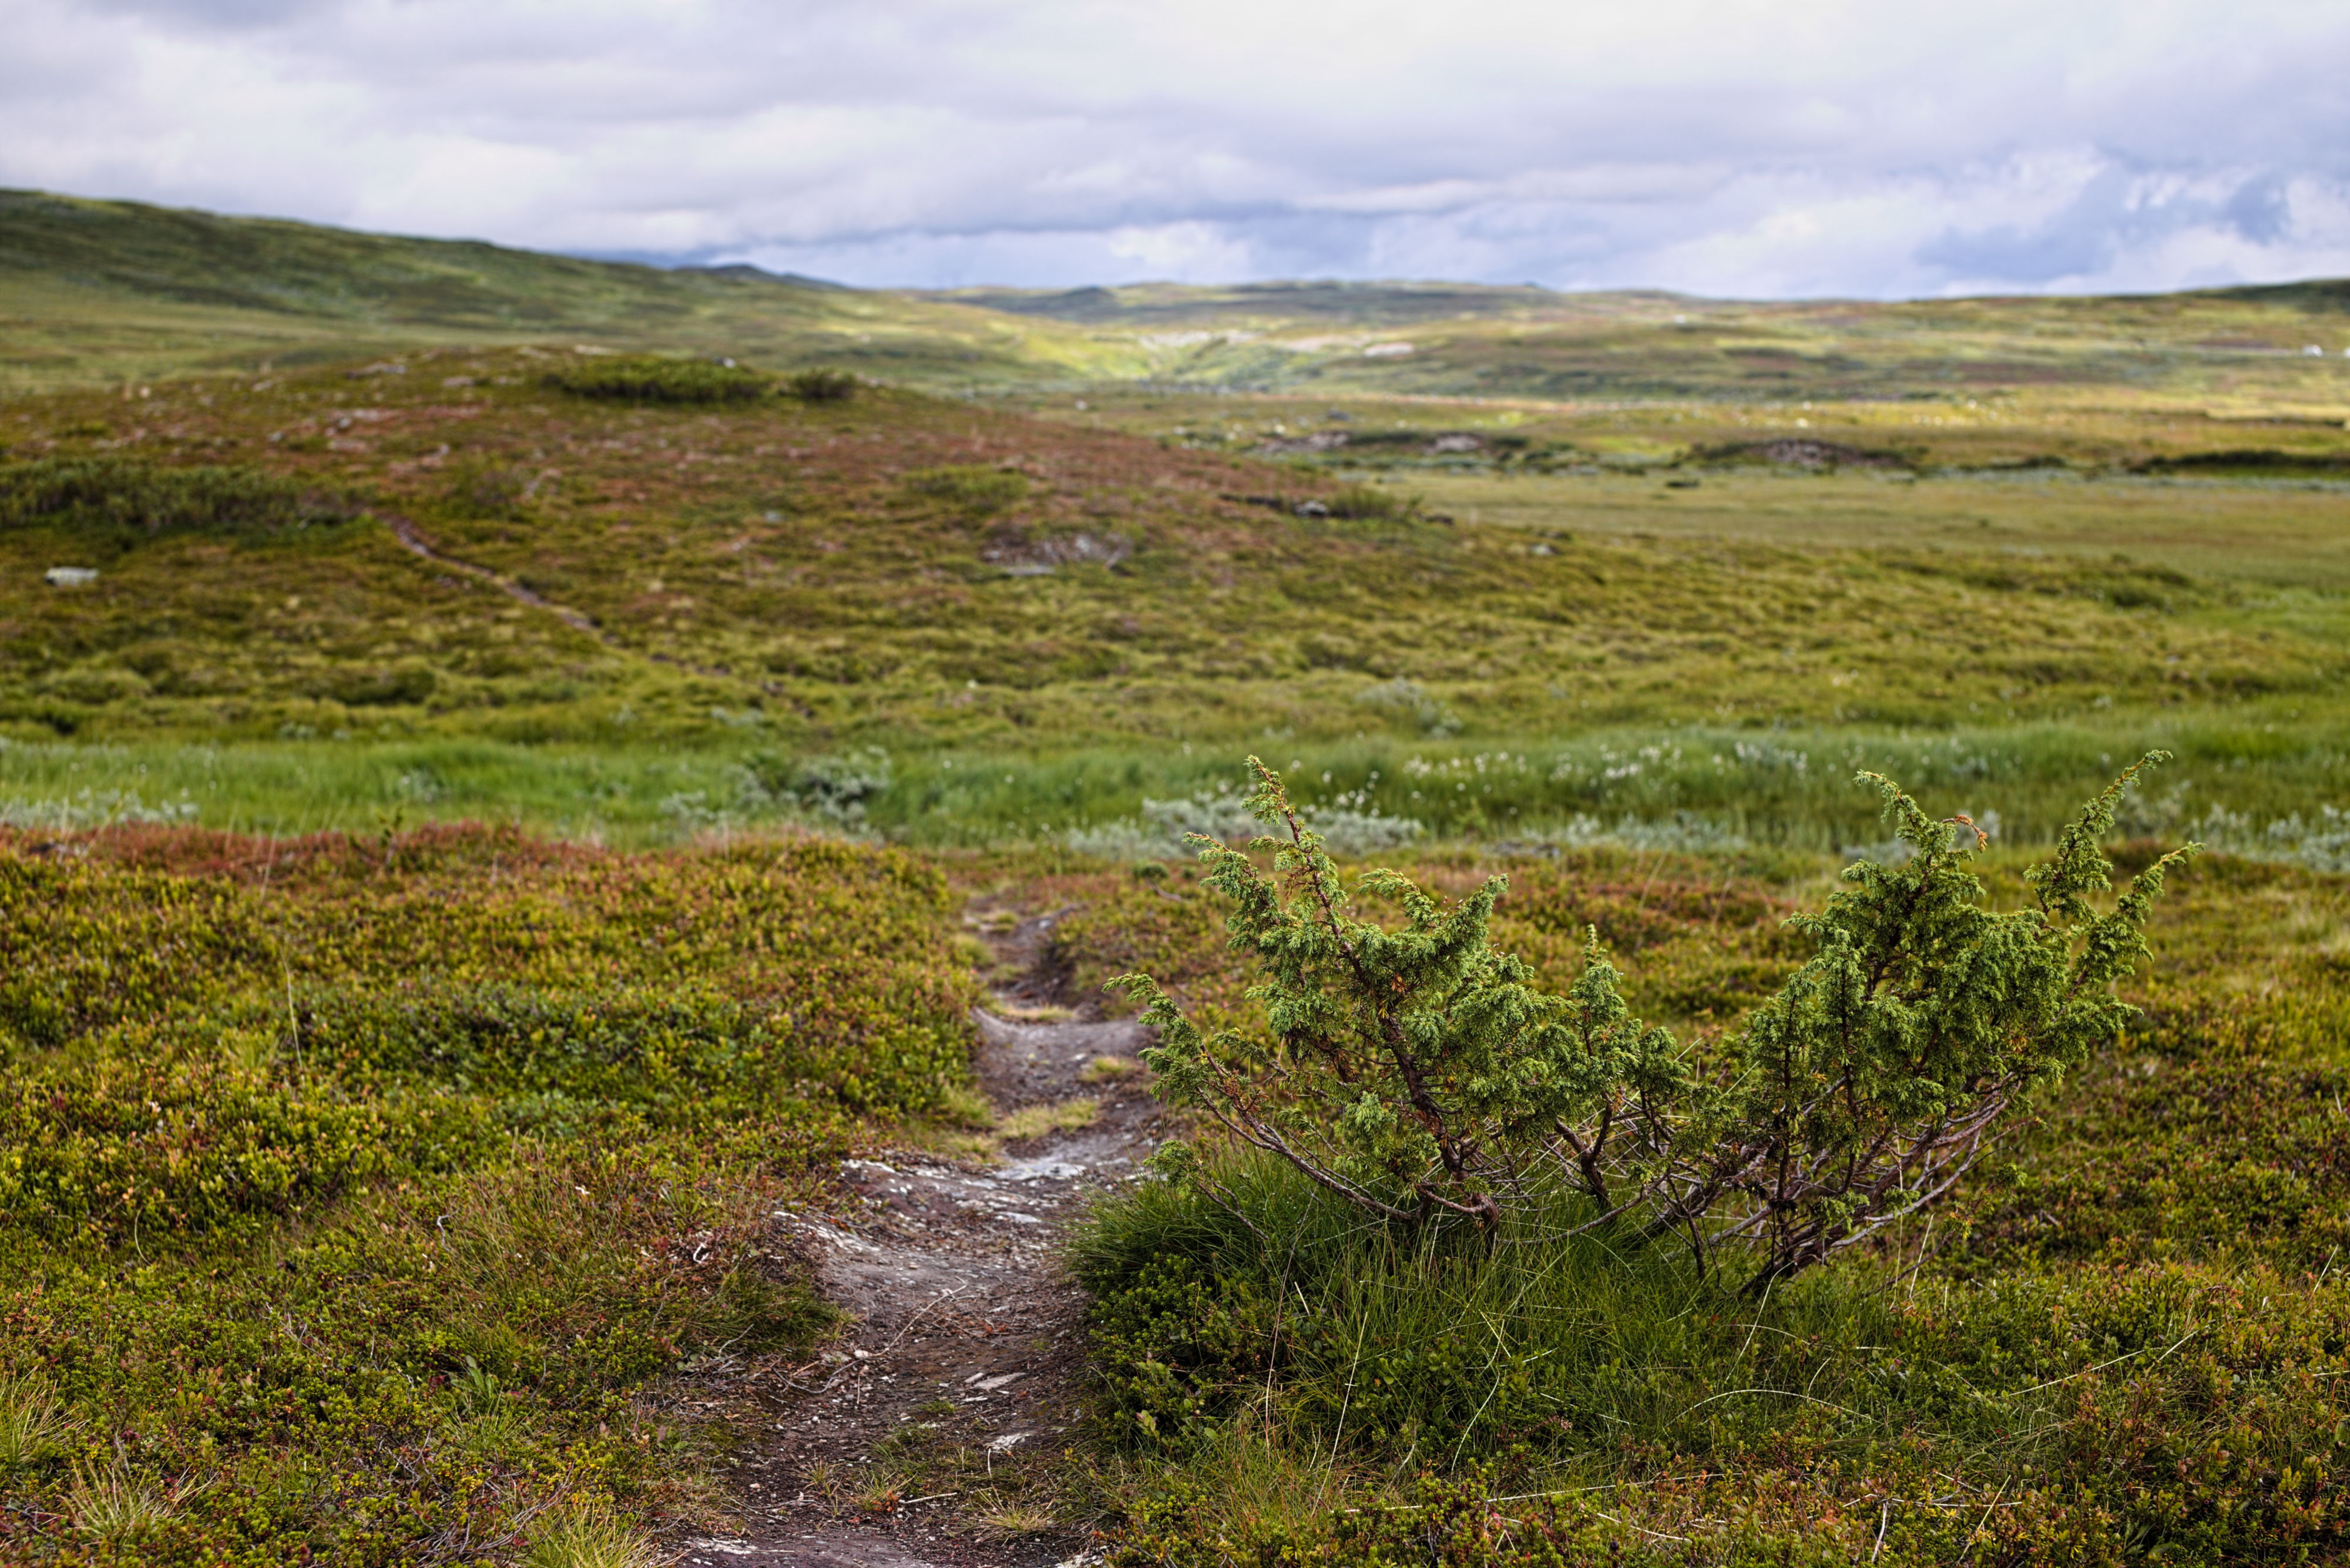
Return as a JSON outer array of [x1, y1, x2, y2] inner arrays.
[[668, 903, 1165, 1567]]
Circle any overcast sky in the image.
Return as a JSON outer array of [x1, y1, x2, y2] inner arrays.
[[8, 0, 2349, 297]]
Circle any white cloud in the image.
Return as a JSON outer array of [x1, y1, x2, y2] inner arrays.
[[1103, 220, 1258, 278], [4, 0, 2349, 294]]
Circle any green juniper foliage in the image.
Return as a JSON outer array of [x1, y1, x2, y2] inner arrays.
[[538, 354, 773, 404], [1117, 755, 2194, 1288], [784, 366, 859, 402], [0, 456, 362, 539]]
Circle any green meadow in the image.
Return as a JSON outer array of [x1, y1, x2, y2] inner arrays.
[[0, 331, 2345, 864]]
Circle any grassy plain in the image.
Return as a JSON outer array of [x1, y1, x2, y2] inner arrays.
[[1, 345, 2347, 861], [945, 275, 2350, 408]]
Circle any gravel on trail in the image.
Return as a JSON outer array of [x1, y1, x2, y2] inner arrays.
[[666, 904, 1167, 1568]]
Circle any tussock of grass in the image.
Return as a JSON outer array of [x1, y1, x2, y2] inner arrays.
[[1075, 1153, 1905, 1462], [901, 462, 1030, 515], [995, 1096, 1099, 1142], [1321, 481, 1415, 521], [0, 1371, 75, 1468], [63, 1458, 203, 1542], [996, 1003, 1074, 1023], [977, 1502, 1060, 1535], [785, 367, 858, 403], [934, 1082, 999, 1131], [524, 1500, 667, 1568], [854, 1470, 911, 1514]]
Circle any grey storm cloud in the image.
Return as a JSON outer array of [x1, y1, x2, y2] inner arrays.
[[7, 0, 2350, 296]]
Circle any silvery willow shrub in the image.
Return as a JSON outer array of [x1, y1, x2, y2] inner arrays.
[[1117, 755, 2195, 1291]]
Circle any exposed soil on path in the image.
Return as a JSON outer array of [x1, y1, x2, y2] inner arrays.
[[383, 511, 783, 690], [666, 901, 1165, 1567], [381, 511, 610, 639]]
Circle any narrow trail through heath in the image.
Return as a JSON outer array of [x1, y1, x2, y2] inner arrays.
[[383, 511, 778, 688], [382, 511, 610, 640], [670, 901, 1167, 1568]]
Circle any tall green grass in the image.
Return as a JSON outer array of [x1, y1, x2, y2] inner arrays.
[[1073, 1151, 2026, 1483], [1075, 1146, 2347, 1562], [885, 717, 2344, 854], [2, 711, 2342, 856]]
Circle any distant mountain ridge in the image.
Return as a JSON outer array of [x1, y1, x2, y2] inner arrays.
[[934, 278, 1609, 327], [0, 187, 757, 322], [4, 188, 2348, 405]]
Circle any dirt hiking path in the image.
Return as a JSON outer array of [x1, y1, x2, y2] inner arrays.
[[672, 902, 1165, 1567]]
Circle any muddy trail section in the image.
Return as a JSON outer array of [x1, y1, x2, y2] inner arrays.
[[667, 901, 1167, 1568]]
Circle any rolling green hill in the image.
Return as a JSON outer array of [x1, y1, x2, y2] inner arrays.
[[948, 277, 2350, 407], [3, 188, 2349, 860], [11, 189, 2350, 411], [0, 189, 1139, 392]]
